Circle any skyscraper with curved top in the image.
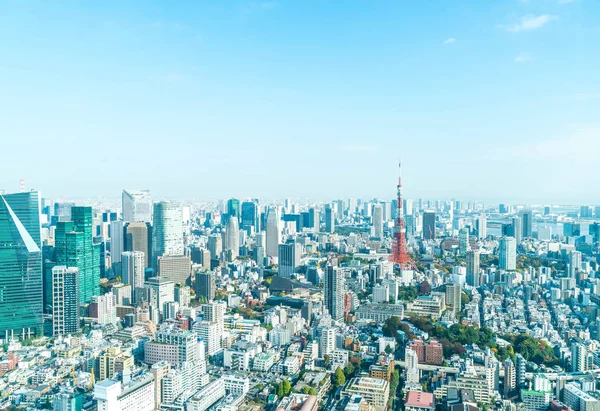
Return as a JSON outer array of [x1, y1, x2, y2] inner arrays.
[[0, 191, 43, 339], [224, 216, 239, 261]]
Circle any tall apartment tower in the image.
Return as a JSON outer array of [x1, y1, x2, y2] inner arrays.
[[372, 204, 383, 238], [445, 283, 462, 316], [325, 205, 335, 233], [477, 214, 487, 239], [52, 266, 80, 336], [122, 189, 152, 223], [466, 250, 481, 287], [265, 207, 280, 258], [0, 191, 43, 339], [152, 201, 183, 269], [499, 236, 517, 271], [324, 265, 345, 321], [121, 251, 145, 292]]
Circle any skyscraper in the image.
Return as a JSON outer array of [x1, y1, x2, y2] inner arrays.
[[568, 251, 582, 279], [308, 207, 320, 233], [124, 221, 152, 268], [278, 241, 302, 277], [372, 204, 383, 238], [499, 236, 517, 271], [122, 189, 152, 223], [324, 205, 335, 233], [121, 251, 145, 291], [520, 210, 533, 239], [324, 265, 345, 321], [152, 201, 183, 269], [511, 216, 523, 244], [458, 228, 469, 256], [445, 283, 462, 316], [0, 192, 43, 339], [207, 234, 222, 262], [227, 198, 240, 220], [241, 201, 258, 232], [195, 272, 215, 302], [466, 250, 481, 287], [477, 215, 487, 239], [224, 216, 239, 261], [110, 220, 124, 266], [422, 211, 436, 240], [55, 206, 101, 304], [52, 266, 79, 336], [265, 207, 280, 257]]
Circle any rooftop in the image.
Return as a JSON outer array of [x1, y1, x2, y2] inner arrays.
[[405, 391, 434, 408]]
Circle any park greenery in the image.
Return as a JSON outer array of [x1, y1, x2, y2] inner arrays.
[[383, 316, 558, 365]]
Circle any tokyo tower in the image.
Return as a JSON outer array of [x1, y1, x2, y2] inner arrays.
[[389, 160, 416, 270]]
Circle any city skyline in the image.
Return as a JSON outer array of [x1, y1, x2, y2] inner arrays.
[[1, 0, 599, 202]]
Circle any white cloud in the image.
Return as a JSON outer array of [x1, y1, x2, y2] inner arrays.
[[339, 145, 378, 152], [514, 52, 533, 63], [443, 38, 457, 44], [500, 14, 557, 32]]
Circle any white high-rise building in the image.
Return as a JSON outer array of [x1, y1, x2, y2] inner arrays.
[[93, 292, 117, 325], [224, 217, 239, 261], [568, 251, 582, 279], [121, 251, 145, 291], [122, 189, 153, 223], [145, 277, 175, 314], [265, 207, 280, 257], [498, 236, 516, 271], [110, 220, 124, 265], [52, 266, 79, 336], [477, 214, 487, 239], [372, 204, 383, 238], [194, 321, 221, 356], [152, 201, 183, 268], [319, 327, 336, 357], [372, 285, 389, 303], [405, 346, 420, 388]]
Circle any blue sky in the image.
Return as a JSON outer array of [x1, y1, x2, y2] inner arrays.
[[0, 0, 598, 203]]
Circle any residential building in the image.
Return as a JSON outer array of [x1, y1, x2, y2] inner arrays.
[[52, 266, 79, 336]]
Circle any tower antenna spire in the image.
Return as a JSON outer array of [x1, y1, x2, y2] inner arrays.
[[389, 159, 415, 270]]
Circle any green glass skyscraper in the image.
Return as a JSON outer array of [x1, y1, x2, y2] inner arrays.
[[0, 191, 43, 340], [55, 207, 101, 303]]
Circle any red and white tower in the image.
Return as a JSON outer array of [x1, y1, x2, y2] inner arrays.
[[389, 160, 415, 270]]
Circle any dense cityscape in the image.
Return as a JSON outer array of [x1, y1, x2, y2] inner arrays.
[[1, 162, 600, 411]]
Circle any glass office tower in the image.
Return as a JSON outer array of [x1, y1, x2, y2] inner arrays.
[[0, 192, 43, 340], [55, 207, 101, 303]]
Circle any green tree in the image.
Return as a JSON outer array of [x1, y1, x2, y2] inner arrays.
[[333, 367, 346, 388], [343, 364, 355, 377], [324, 354, 331, 369], [282, 380, 291, 396]]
